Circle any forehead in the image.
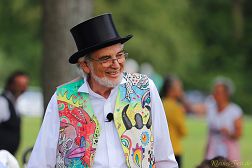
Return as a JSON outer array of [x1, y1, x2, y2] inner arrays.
[[173, 80, 181, 86], [214, 84, 228, 92], [91, 43, 123, 58], [15, 75, 29, 83]]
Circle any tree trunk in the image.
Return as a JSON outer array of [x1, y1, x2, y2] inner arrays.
[[232, 0, 244, 40], [42, 0, 93, 113]]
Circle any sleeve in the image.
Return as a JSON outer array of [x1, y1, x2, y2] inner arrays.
[[232, 104, 243, 119], [150, 79, 178, 168], [0, 96, 10, 123], [27, 93, 60, 168]]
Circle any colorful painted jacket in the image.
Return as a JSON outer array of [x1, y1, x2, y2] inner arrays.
[[55, 73, 155, 168]]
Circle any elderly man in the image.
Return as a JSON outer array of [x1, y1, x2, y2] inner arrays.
[[28, 14, 178, 168]]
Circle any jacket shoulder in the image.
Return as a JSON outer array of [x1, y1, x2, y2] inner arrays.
[[56, 77, 84, 94]]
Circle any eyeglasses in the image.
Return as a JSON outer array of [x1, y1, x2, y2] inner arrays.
[[87, 51, 128, 67]]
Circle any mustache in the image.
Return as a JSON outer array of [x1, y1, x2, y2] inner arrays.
[[106, 70, 120, 73]]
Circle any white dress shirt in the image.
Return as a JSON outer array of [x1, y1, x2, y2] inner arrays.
[[0, 91, 18, 123], [0, 96, 10, 123], [28, 77, 178, 168]]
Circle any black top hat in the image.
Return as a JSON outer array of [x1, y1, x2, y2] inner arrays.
[[69, 13, 133, 64]]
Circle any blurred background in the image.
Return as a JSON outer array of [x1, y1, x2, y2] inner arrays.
[[0, 0, 251, 167]]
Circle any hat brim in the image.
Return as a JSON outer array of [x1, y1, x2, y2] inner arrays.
[[69, 35, 133, 64]]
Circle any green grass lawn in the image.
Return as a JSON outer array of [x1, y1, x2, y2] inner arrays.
[[16, 116, 41, 166], [15, 116, 252, 168]]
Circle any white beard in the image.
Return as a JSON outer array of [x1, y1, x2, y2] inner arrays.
[[89, 64, 123, 88]]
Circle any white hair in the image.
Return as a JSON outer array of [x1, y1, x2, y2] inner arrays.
[[76, 55, 89, 78], [213, 76, 235, 95]]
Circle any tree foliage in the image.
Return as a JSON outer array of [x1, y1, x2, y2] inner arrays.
[[96, 0, 202, 78], [0, 0, 41, 86], [190, 0, 252, 113], [0, 0, 251, 114], [95, 0, 252, 114]]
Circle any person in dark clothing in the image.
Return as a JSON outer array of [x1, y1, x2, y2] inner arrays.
[[0, 71, 29, 155]]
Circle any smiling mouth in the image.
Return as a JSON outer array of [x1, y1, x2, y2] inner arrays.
[[106, 71, 120, 77]]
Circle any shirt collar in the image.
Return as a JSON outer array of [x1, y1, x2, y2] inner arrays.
[[78, 73, 127, 93]]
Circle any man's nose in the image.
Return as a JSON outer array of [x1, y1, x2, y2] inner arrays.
[[110, 58, 120, 68]]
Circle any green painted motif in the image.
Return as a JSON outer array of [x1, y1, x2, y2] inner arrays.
[[56, 78, 100, 168]]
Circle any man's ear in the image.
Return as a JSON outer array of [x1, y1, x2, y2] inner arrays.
[[79, 61, 91, 74]]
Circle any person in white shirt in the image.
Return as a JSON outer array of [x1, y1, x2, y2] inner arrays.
[[192, 76, 243, 162], [28, 13, 178, 168], [205, 77, 243, 161], [0, 71, 29, 155]]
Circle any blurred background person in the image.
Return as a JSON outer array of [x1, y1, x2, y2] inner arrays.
[[0, 71, 29, 155], [160, 75, 188, 168], [0, 150, 20, 168], [192, 76, 243, 161], [124, 58, 139, 73]]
